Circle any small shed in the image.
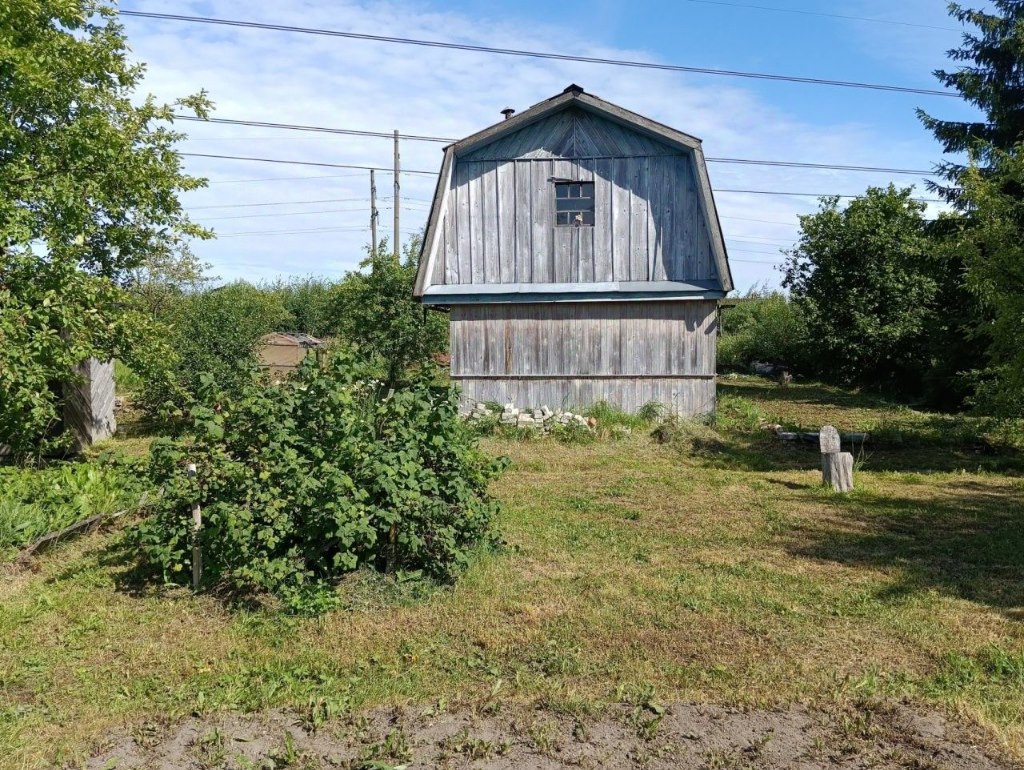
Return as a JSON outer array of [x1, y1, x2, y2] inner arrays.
[[258, 332, 323, 376], [414, 85, 733, 415]]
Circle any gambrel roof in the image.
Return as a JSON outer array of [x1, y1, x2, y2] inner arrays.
[[414, 85, 733, 299]]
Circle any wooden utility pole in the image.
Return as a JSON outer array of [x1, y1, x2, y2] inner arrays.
[[369, 169, 378, 254], [393, 129, 400, 258]]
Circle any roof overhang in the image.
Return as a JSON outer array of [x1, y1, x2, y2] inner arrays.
[[421, 281, 726, 305]]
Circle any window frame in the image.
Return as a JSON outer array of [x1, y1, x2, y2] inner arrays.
[[552, 179, 595, 228]]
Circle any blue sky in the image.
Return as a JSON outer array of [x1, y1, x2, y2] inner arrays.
[[119, 0, 988, 291]]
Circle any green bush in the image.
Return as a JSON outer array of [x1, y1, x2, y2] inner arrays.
[[137, 282, 291, 419], [266, 277, 339, 339], [718, 290, 811, 373], [133, 350, 506, 611]]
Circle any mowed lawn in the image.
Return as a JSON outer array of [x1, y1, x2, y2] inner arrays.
[[2, 378, 1023, 767]]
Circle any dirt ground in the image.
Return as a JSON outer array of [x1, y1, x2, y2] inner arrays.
[[84, 701, 1018, 770]]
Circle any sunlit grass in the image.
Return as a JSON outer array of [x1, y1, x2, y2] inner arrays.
[[1, 376, 1023, 767]]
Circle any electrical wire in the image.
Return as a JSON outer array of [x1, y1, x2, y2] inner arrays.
[[682, 0, 959, 32], [176, 115, 935, 176], [120, 10, 956, 97]]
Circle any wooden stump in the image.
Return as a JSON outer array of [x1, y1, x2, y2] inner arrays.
[[819, 425, 853, 492], [823, 451, 854, 493]]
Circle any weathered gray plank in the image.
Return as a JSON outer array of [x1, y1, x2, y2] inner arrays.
[[514, 161, 532, 283], [455, 164, 472, 284], [443, 193, 458, 284], [629, 157, 649, 281], [593, 158, 614, 282], [531, 158, 553, 282], [496, 161, 515, 283]]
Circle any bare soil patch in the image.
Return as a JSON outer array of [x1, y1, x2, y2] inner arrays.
[[84, 701, 1016, 769]]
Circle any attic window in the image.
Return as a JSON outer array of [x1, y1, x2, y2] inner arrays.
[[554, 181, 595, 226]]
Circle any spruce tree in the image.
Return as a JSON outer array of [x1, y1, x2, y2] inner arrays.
[[918, 1, 1024, 199]]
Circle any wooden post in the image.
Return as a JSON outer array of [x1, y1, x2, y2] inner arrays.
[[386, 522, 398, 574], [370, 169, 378, 255], [393, 129, 400, 259], [820, 425, 854, 492], [187, 462, 203, 589]]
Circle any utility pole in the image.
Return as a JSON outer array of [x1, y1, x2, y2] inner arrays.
[[369, 169, 378, 255], [393, 129, 400, 259]]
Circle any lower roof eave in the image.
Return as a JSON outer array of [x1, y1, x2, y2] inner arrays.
[[420, 280, 727, 305]]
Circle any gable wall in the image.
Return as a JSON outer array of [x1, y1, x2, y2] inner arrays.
[[430, 109, 719, 287]]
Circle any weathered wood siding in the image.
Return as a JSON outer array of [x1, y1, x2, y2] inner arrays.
[[450, 301, 717, 415], [63, 358, 116, 449], [430, 108, 718, 287]]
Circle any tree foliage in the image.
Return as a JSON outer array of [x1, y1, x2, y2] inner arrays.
[[331, 239, 448, 386], [949, 151, 1024, 415], [0, 0, 210, 455], [717, 288, 811, 373], [782, 186, 937, 389], [134, 351, 505, 612], [919, 1, 1024, 197], [137, 282, 290, 420]]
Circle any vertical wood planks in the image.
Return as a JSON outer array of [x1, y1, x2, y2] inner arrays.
[[514, 161, 532, 283], [629, 157, 649, 281], [594, 158, 614, 282], [531, 158, 553, 282], [611, 158, 632, 281], [480, 162, 499, 282], [496, 161, 515, 283], [455, 164, 472, 284]]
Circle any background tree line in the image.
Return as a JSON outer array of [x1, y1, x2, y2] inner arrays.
[[6, 0, 1024, 459], [720, 1, 1024, 417]]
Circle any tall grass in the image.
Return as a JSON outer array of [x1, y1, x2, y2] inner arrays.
[[0, 461, 145, 559]]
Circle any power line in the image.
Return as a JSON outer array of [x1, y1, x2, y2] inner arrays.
[[180, 152, 437, 175], [682, 0, 959, 32], [120, 10, 956, 98], [187, 195, 412, 211], [720, 214, 800, 227], [180, 152, 943, 202], [217, 225, 371, 238], [176, 115, 934, 176], [190, 196, 372, 210], [711, 158, 930, 175], [177, 115, 449, 143], [203, 206, 389, 222], [716, 188, 942, 203], [208, 172, 369, 184]]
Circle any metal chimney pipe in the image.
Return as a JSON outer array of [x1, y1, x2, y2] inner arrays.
[[501, 108, 515, 120]]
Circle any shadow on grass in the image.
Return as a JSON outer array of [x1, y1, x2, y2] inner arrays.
[[719, 380, 897, 411], [783, 483, 1024, 619], [693, 434, 1024, 475]]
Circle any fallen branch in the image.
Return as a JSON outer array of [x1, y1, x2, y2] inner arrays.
[[774, 430, 870, 444], [11, 491, 149, 566]]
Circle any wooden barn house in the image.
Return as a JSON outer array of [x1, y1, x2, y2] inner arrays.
[[414, 85, 733, 415]]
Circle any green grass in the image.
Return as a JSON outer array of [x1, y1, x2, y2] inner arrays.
[[0, 460, 146, 560], [1, 376, 1023, 767]]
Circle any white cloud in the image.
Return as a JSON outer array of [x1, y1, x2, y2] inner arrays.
[[122, 0, 953, 290]]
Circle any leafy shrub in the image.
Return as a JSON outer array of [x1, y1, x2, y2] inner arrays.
[[133, 350, 506, 611], [137, 282, 291, 419], [650, 417, 727, 454], [718, 290, 811, 373], [266, 276, 339, 339], [0, 458, 147, 559], [331, 241, 449, 386]]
